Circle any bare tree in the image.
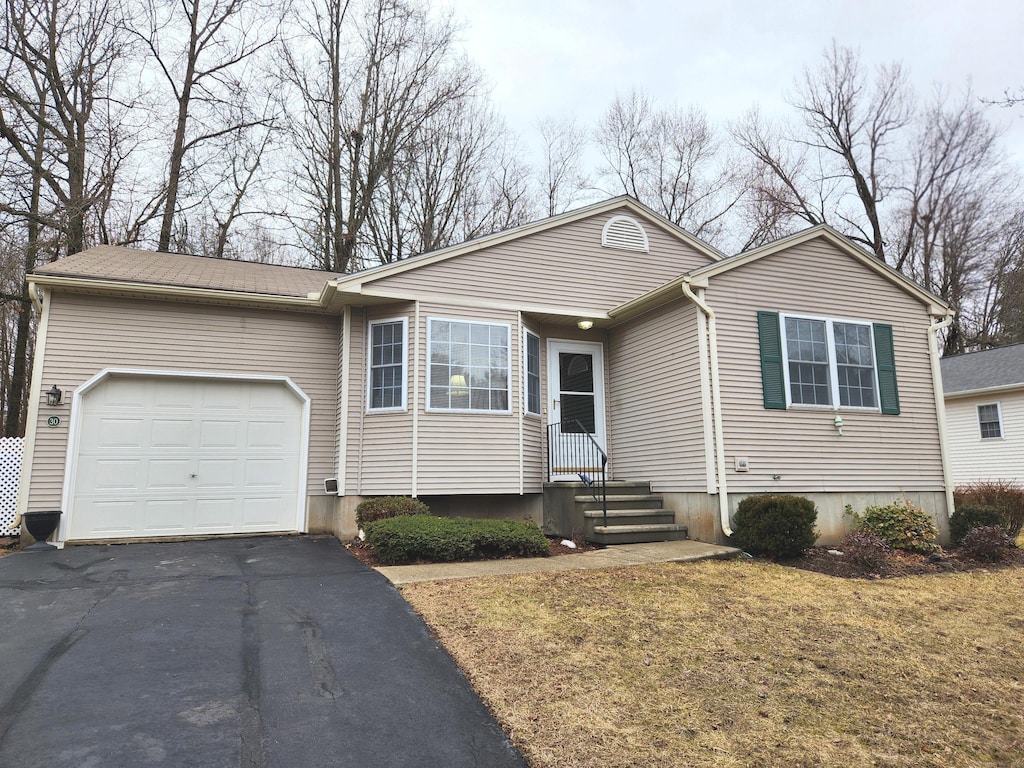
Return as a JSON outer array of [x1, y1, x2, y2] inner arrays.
[[537, 116, 590, 217], [134, 0, 279, 253], [734, 43, 913, 261], [283, 0, 478, 272], [0, 0, 132, 434], [596, 90, 740, 243]]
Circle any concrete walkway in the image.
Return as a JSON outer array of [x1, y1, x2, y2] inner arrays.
[[377, 539, 740, 585]]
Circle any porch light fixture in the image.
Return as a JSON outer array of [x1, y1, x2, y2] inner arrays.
[[577, 320, 594, 330], [45, 385, 62, 407], [450, 374, 468, 396]]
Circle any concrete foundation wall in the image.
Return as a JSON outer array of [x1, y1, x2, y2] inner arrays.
[[661, 490, 950, 547]]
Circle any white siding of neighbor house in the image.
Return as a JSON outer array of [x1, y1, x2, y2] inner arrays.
[[607, 300, 707, 491], [26, 293, 340, 513], [361, 208, 715, 311], [706, 239, 945, 494], [945, 391, 1024, 485]]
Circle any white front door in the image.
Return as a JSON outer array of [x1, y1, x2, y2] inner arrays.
[[547, 340, 606, 481]]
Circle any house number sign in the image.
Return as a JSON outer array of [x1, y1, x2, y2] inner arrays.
[[47, 416, 61, 428]]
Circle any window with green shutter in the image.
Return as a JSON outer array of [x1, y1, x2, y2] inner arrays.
[[757, 312, 900, 414]]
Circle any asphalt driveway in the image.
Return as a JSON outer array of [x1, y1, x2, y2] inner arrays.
[[0, 535, 527, 768]]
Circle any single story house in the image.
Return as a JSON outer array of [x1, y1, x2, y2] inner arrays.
[[940, 343, 1024, 486], [17, 196, 955, 546]]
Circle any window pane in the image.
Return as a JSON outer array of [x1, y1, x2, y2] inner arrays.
[[562, 394, 596, 432], [978, 404, 1002, 438], [526, 332, 540, 414], [560, 353, 594, 393], [369, 320, 404, 410], [834, 322, 876, 408], [428, 320, 509, 411]]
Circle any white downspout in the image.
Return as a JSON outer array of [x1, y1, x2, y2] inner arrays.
[[681, 277, 732, 537], [927, 310, 956, 524]]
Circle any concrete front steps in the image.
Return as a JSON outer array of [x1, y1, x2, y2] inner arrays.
[[578, 482, 688, 545]]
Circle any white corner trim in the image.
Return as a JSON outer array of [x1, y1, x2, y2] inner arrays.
[[15, 292, 52, 520], [412, 302, 420, 497], [336, 306, 352, 494]]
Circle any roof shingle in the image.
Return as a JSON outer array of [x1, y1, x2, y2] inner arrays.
[[34, 245, 340, 298], [940, 343, 1024, 394]]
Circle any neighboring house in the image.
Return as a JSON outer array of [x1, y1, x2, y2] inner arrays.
[[17, 196, 956, 547], [940, 344, 1024, 486]]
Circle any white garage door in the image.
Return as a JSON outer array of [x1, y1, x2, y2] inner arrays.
[[68, 375, 306, 541]]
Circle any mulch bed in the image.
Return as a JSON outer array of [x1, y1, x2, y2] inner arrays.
[[345, 535, 601, 568], [776, 545, 1024, 579]]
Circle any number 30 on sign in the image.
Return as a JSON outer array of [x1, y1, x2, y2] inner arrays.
[[47, 416, 60, 428]]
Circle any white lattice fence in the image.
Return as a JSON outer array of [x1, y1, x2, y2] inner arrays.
[[0, 437, 24, 534]]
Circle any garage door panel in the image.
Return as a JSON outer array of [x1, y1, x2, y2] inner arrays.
[[195, 459, 241, 488], [243, 458, 293, 489], [242, 497, 287, 526], [69, 376, 305, 541], [199, 420, 242, 448], [194, 498, 238, 528], [95, 418, 146, 449], [150, 419, 193, 448], [146, 459, 192, 489], [94, 459, 145, 491], [83, 500, 138, 534], [142, 499, 191, 531], [246, 420, 294, 449]]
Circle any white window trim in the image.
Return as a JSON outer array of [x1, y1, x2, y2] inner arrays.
[[523, 328, 541, 417], [426, 317, 513, 415], [366, 317, 408, 413], [977, 402, 1004, 440], [780, 312, 881, 412]]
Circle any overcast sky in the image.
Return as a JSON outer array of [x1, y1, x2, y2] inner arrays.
[[444, 0, 1024, 165]]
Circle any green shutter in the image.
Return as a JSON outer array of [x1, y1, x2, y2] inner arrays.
[[873, 323, 900, 415], [757, 311, 786, 410]]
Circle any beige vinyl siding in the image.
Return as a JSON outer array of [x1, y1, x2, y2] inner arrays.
[[945, 392, 1024, 484], [27, 293, 339, 512], [707, 240, 944, 493], [363, 208, 714, 311], [415, 303, 522, 494], [608, 300, 706, 490], [346, 302, 537, 495], [351, 304, 415, 495]]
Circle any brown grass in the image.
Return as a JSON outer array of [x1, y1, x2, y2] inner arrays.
[[402, 560, 1024, 768]]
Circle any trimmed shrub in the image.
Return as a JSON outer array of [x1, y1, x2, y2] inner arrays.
[[958, 525, 1018, 563], [731, 494, 818, 558], [363, 515, 550, 565], [949, 504, 1007, 545], [355, 496, 430, 528], [954, 481, 1024, 540], [839, 530, 892, 571], [852, 498, 938, 553]]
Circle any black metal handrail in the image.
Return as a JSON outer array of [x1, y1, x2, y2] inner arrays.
[[547, 419, 608, 529]]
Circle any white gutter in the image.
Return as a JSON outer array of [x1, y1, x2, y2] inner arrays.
[[680, 277, 732, 537], [928, 312, 957, 522]]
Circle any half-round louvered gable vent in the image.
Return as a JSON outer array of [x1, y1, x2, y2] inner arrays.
[[601, 215, 649, 253]]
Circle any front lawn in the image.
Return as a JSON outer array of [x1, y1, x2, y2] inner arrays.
[[402, 559, 1024, 768]]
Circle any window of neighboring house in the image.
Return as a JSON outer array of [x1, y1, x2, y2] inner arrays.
[[524, 330, 541, 415], [978, 403, 1003, 439], [367, 318, 407, 411], [759, 311, 899, 413], [428, 318, 511, 412]]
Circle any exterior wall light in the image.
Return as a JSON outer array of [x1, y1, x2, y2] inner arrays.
[[45, 385, 63, 407], [577, 320, 594, 330], [834, 414, 844, 436]]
